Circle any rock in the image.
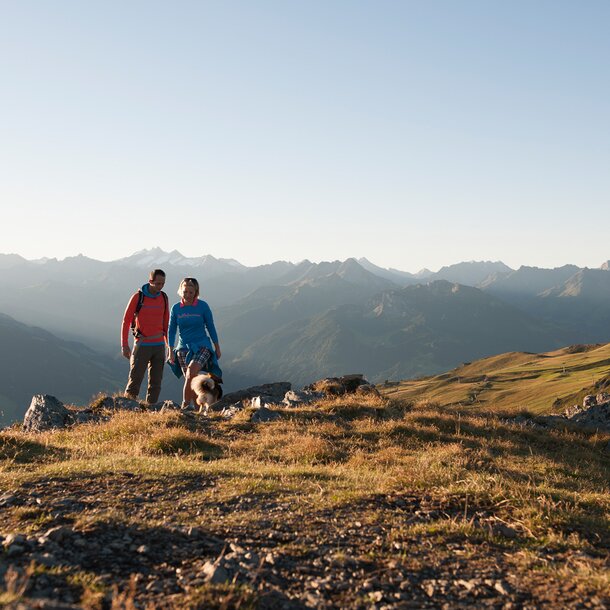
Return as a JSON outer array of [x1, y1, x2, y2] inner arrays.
[[159, 400, 181, 413], [71, 409, 96, 424], [355, 384, 381, 397], [3, 533, 27, 547], [94, 396, 115, 410], [306, 377, 345, 396], [0, 493, 18, 507], [565, 401, 610, 431], [221, 404, 241, 419], [42, 525, 73, 542], [251, 406, 281, 423], [6, 544, 26, 557], [251, 396, 267, 409], [32, 552, 61, 567], [113, 396, 142, 411], [282, 390, 325, 407], [583, 395, 597, 408], [305, 374, 373, 397], [23, 395, 73, 432], [596, 392, 610, 404], [201, 561, 229, 584], [211, 382, 291, 412], [494, 523, 518, 539]]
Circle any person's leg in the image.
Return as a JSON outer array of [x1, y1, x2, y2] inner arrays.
[[146, 345, 165, 404], [176, 349, 192, 406], [125, 344, 149, 399], [184, 361, 202, 405]]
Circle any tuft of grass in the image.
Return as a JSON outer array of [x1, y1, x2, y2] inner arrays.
[[147, 430, 223, 458]]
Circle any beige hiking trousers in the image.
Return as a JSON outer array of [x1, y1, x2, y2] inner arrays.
[[125, 344, 165, 404]]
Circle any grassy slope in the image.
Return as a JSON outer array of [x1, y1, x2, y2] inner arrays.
[[0, 396, 608, 608], [382, 343, 610, 414]]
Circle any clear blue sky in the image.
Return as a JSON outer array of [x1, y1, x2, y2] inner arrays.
[[1, 1, 609, 271]]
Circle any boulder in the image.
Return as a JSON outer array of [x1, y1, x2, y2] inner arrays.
[[305, 374, 373, 396], [23, 395, 73, 432], [282, 389, 325, 407]]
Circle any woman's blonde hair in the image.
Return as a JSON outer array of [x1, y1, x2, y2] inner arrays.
[[178, 277, 200, 299]]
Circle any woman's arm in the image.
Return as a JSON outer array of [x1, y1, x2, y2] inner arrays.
[[167, 304, 177, 362], [202, 302, 221, 358]]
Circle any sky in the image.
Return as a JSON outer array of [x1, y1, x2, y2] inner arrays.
[[1, 1, 609, 273]]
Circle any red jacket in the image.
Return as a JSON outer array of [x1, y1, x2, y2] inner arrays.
[[121, 288, 169, 348]]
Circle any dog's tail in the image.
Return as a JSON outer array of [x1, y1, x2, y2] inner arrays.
[[191, 375, 215, 397]]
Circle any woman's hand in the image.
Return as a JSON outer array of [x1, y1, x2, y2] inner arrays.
[[167, 346, 174, 363], [215, 343, 222, 359]]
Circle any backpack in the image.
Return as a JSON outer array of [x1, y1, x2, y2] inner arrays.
[[131, 290, 169, 338]]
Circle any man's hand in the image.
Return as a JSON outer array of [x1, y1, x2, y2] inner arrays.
[[167, 346, 174, 363], [122, 346, 131, 359]]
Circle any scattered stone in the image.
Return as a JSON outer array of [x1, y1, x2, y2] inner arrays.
[[160, 400, 181, 413], [0, 493, 18, 507], [596, 392, 610, 404], [220, 404, 241, 418], [251, 406, 281, 423], [3, 533, 27, 547], [201, 560, 229, 584], [494, 523, 518, 539], [41, 526, 73, 542], [583, 395, 597, 408], [23, 395, 73, 432]]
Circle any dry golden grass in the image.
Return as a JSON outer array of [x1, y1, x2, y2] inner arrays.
[[2, 394, 607, 526], [1, 392, 608, 606], [384, 342, 610, 414]]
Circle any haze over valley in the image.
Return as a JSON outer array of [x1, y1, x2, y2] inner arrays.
[[2, 248, 610, 424]]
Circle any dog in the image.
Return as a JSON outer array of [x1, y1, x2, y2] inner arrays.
[[190, 373, 223, 414]]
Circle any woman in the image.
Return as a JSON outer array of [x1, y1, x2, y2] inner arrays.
[[168, 277, 221, 408]]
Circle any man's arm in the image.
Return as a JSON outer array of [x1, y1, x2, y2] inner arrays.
[[120, 293, 139, 359]]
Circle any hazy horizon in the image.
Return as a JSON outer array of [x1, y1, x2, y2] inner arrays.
[[1, 246, 608, 275], [2, 1, 609, 271]]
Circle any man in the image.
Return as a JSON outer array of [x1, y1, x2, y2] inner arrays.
[[121, 269, 169, 404]]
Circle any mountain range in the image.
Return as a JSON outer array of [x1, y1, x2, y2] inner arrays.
[[2, 248, 610, 424]]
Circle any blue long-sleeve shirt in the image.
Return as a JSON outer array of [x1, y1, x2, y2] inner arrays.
[[168, 298, 219, 354]]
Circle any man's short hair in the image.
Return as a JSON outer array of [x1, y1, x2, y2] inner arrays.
[[150, 269, 166, 281]]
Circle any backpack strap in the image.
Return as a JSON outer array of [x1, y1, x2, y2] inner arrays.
[[131, 290, 145, 337]]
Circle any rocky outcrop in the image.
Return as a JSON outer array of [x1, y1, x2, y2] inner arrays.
[[562, 396, 610, 430], [211, 382, 291, 413], [21, 375, 382, 428]]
